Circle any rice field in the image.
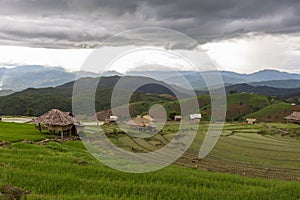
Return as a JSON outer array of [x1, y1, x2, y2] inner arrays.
[[0, 121, 300, 199]]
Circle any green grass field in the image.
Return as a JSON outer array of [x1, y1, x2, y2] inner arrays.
[[0, 121, 300, 199], [0, 122, 54, 142]]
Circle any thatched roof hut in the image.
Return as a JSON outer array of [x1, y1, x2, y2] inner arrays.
[[32, 109, 75, 126], [285, 112, 300, 124], [31, 109, 79, 138], [142, 115, 154, 122], [126, 116, 151, 127]]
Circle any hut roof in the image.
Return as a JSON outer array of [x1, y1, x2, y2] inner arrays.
[[126, 116, 151, 127], [142, 115, 154, 122], [284, 112, 300, 121], [246, 118, 257, 122], [32, 109, 75, 126]]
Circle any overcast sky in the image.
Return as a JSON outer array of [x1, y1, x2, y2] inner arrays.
[[0, 0, 300, 73]]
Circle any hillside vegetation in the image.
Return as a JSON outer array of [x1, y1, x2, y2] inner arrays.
[[0, 74, 298, 123], [2, 89, 295, 123], [0, 76, 181, 116], [161, 93, 272, 121], [245, 102, 296, 122]]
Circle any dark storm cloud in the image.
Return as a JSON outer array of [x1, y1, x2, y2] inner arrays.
[[0, 0, 300, 48]]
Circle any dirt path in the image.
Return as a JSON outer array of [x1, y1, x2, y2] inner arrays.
[[1, 117, 34, 123]]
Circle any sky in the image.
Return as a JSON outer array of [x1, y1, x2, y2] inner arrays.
[[0, 0, 300, 73]]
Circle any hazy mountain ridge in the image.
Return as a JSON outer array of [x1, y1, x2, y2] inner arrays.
[[128, 69, 300, 90], [1, 65, 300, 92], [0, 65, 110, 91], [0, 89, 14, 96], [247, 79, 300, 88], [225, 83, 300, 97]]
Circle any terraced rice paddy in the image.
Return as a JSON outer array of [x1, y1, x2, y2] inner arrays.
[[103, 122, 300, 180], [0, 121, 299, 199]]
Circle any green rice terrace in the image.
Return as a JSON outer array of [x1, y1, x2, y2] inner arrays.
[[0, 121, 300, 199]]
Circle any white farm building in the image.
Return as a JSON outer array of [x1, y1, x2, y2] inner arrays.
[[190, 114, 202, 120]]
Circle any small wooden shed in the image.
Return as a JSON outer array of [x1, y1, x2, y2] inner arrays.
[[246, 118, 257, 124], [174, 115, 182, 121]]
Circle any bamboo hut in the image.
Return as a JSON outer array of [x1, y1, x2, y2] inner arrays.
[[126, 116, 156, 132], [31, 109, 80, 139], [285, 112, 300, 125], [142, 115, 154, 122], [126, 116, 151, 127]]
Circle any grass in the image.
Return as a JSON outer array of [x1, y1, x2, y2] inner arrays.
[[0, 121, 300, 199], [1, 141, 300, 199], [0, 121, 53, 142], [105, 122, 300, 179]]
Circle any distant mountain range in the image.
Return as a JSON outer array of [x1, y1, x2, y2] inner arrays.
[[0, 65, 97, 91], [127, 69, 300, 90], [225, 83, 300, 97], [247, 79, 300, 89], [0, 65, 122, 91], [1, 65, 300, 92]]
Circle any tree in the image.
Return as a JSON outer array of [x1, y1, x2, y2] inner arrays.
[[229, 89, 237, 94], [168, 111, 179, 120], [27, 108, 33, 116]]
